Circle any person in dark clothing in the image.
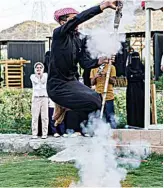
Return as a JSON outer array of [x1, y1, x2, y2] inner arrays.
[[115, 42, 128, 77], [0, 77, 3, 82], [44, 50, 80, 79], [126, 51, 145, 128], [44, 51, 51, 73], [83, 69, 91, 88], [47, 1, 117, 126], [64, 111, 83, 135]]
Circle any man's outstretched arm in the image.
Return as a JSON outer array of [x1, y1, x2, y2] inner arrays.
[[55, 1, 117, 36]]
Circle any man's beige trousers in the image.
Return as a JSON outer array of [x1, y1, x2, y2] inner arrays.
[[31, 97, 49, 136]]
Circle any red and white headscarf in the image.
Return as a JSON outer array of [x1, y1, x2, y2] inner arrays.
[[141, 1, 145, 10], [54, 8, 79, 23]]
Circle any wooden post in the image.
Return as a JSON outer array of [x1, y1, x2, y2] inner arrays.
[[151, 84, 157, 124], [20, 62, 24, 89], [5, 62, 8, 88]]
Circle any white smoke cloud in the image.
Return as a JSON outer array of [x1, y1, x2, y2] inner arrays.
[[81, 0, 143, 59], [116, 141, 151, 169], [69, 115, 127, 187], [87, 30, 126, 59], [49, 113, 151, 187], [119, 0, 143, 31]]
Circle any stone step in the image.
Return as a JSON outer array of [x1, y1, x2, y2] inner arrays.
[[0, 129, 163, 154]]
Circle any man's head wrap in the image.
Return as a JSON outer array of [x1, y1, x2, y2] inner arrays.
[[54, 8, 79, 23]]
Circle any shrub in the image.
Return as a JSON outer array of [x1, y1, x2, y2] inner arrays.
[[0, 89, 32, 134], [156, 92, 163, 124], [155, 76, 163, 91], [29, 144, 57, 158], [114, 90, 127, 128], [0, 88, 163, 134], [114, 89, 163, 127]]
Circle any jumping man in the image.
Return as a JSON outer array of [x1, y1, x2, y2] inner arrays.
[[47, 1, 118, 124]]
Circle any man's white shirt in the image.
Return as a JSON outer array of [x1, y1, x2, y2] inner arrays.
[[30, 73, 48, 97]]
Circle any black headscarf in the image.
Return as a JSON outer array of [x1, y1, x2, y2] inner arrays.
[[126, 51, 145, 81], [129, 52, 144, 70]]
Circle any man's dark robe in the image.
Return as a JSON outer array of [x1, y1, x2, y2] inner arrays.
[[47, 6, 103, 122], [126, 52, 145, 128], [83, 69, 91, 88]]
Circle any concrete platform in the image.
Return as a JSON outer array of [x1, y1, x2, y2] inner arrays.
[[113, 129, 163, 154], [0, 129, 163, 154]]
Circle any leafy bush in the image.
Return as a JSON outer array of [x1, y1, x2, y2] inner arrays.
[[155, 76, 163, 90], [29, 144, 57, 158], [156, 92, 163, 124], [0, 88, 163, 134], [0, 88, 32, 134], [114, 90, 127, 128], [114, 89, 163, 127]]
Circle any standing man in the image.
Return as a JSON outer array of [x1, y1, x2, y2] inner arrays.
[[47, 1, 118, 125], [90, 60, 117, 128], [30, 62, 49, 139]]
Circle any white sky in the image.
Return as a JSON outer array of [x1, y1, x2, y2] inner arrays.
[[0, 0, 101, 31]]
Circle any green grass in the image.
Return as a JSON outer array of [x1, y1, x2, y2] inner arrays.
[[0, 153, 163, 187], [0, 153, 78, 187], [122, 153, 163, 188]]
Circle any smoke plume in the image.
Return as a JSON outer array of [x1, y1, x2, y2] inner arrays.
[[49, 113, 150, 187], [80, 0, 143, 59]]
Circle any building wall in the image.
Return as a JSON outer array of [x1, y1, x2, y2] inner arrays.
[[7, 41, 45, 88]]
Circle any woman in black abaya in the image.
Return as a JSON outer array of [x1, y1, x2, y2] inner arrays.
[[126, 51, 145, 128]]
